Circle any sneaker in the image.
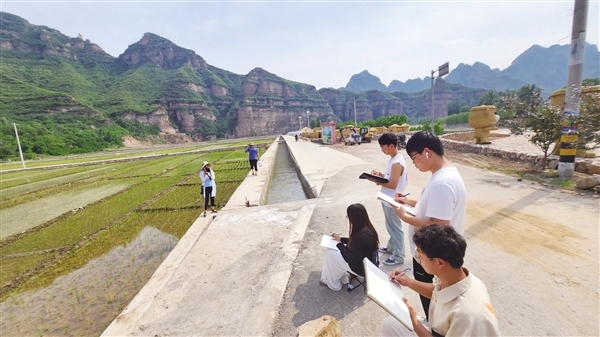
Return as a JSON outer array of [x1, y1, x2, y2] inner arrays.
[[383, 257, 404, 266], [202, 211, 207, 217], [211, 209, 218, 213], [378, 247, 392, 254], [320, 279, 328, 286], [340, 275, 349, 285]]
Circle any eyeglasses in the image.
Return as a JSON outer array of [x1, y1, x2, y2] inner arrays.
[[409, 152, 421, 161], [414, 249, 433, 264]]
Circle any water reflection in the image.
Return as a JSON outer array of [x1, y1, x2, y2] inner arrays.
[[0, 226, 178, 336]]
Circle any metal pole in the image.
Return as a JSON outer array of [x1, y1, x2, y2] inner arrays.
[[559, 0, 589, 178], [353, 97, 357, 126], [431, 70, 435, 133], [306, 110, 310, 128], [13, 123, 25, 169]]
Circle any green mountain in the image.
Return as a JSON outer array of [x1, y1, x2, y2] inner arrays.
[[0, 12, 486, 160]]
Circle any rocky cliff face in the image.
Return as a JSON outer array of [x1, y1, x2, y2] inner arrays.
[[117, 33, 207, 70], [235, 68, 333, 137], [319, 89, 403, 122], [344, 70, 388, 92], [0, 12, 113, 63]]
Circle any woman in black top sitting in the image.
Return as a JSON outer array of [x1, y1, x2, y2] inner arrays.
[[320, 203, 379, 291]]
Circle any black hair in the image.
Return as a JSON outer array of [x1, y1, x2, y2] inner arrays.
[[378, 133, 398, 146], [405, 131, 444, 156], [346, 203, 379, 248], [413, 224, 466, 269]]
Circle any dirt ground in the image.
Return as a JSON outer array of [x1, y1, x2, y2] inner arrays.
[[443, 131, 510, 143]]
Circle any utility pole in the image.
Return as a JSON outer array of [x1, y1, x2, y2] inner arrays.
[[430, 71, 435, 133], [559, 0, 588, 178], [13, 123, 25, 168], [353, 97, 357, 126], [306, 110, 310, 128], [430, 62, 449, 133]]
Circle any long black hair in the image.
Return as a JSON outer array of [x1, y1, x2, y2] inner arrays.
[[346, 203, 379, 248]]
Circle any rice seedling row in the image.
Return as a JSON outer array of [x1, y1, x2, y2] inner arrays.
[[0, 165, 110, 189], [0, 152, 209, 296], [145, 184, 201, 209], [0, 162, 157, 209], [0, 174, 182, 256], [1, 209, 200, 336], [117, 155, 196, 178], [0, 166, 118, 200], [0, 252, 55, 286]]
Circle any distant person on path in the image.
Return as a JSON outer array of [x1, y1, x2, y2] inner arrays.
[[321, 203, 379, 291], [392, 131, 467, 324], [295, 134, 299, 142], [368, 133, 408, 266], [381, 224, 500, 337], [245, 142, 260, 176], [199, 161, 217, 217]]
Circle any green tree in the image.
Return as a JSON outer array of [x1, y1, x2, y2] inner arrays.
[[478, 90, 502, 106], [504, 89, 562, 169], [574, 88, 600, 152], [311, 116, 322, 128], [582, 78, 600, 86], [447, 101, 466, 116]]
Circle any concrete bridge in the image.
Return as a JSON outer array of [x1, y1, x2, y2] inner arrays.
[[103, 136, 599, 336]]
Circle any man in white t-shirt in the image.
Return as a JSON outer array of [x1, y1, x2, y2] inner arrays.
[[391, 131, 466, 323], [368, 133, 408, 266]]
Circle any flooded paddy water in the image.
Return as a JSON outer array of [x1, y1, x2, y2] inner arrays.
[[0, 145, 264, 336]]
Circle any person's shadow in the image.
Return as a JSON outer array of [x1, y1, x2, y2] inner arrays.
[[289, 271, 371, 328]]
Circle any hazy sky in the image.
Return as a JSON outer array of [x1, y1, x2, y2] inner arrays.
[[1, 1, 599, 89]]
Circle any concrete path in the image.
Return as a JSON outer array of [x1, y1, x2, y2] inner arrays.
[[104, 136, 599, 336]]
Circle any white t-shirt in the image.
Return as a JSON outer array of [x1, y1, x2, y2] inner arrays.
[[409, 166, 466, 255], [380, 153, 408, 208]]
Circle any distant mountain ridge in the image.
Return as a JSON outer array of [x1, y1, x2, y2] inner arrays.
[[344, 43, 600, 93], [0, 11, 504, 158]]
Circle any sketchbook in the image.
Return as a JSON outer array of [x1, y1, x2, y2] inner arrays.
[[377, 192, 416, 216], [363, 258, 414, 331], [359, 172, 389, 184], [320, 235, 340, 251]]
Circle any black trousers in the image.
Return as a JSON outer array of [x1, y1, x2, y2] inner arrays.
[[413, 257, 434, 321], [249, 159, 258, 171], [203, 186, 215, 210]]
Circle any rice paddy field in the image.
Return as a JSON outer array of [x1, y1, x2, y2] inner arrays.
[[0, 143, 267, 336]]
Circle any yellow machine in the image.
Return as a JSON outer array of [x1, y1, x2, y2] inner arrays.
[[359, 127, 373, 143]]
